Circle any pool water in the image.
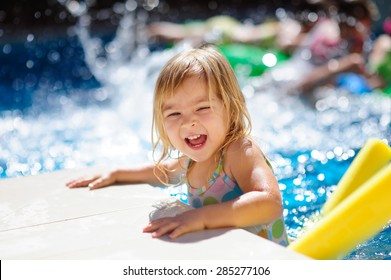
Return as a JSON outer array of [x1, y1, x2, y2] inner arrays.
[[1, 3, 391, 260]]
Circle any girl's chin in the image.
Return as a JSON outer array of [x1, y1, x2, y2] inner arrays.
[[185, 152, 214, 163]]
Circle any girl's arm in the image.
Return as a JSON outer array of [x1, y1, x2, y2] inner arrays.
[[144, 139, 283, 238], [222, 138, 283, 225], [66, 158, 186, 190], [297, 53, 367, 94]]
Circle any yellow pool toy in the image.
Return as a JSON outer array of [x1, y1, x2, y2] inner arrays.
[[288, 138, 391, 259]]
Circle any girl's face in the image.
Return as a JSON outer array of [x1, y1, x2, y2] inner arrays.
[[162, 76, 229, 163]]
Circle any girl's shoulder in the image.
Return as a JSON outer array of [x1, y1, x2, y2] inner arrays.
[[223, 138, 267, 171], [223, 138, 275, 190], [225, 137, 262, 156]]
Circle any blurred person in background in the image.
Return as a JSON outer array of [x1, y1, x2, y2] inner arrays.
[[147, 0, 328, 52], [291, 0, 380, 95], [366, 15, 391, 93]]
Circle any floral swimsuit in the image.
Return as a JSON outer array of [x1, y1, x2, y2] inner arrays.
[[186, 156, 290, 247]]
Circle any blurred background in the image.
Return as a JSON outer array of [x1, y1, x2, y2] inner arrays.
[[0, 0, 389, 40]]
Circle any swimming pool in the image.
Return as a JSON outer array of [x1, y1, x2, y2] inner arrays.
[[1, 2, 390, 260]]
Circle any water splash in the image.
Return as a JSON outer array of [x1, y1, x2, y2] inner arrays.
[[62, 1, 390, 154]]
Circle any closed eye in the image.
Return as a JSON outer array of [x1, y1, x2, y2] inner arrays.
[[197, 106, 210, 111], [165, 112, 180, 118]]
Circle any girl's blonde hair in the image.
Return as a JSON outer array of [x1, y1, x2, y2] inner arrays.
[[152, 45, 252, 183]]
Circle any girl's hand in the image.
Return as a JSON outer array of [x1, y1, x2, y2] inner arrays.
[[143, 209, 206, 239], [66, 171, 117, 190]]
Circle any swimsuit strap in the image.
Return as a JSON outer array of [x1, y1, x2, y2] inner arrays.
[[187, 154, 225, 196]]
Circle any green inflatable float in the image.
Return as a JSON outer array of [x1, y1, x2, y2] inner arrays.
[[376, 51, 391, 96], [219, 43, 289, 77]]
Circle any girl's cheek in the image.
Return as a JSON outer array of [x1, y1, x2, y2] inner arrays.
[[164, 120, 176, 131], [164, 122, 182, 143]]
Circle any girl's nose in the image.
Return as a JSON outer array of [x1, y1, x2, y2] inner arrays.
[[182, 115, 197, 128], [184, 121, 197, 128]]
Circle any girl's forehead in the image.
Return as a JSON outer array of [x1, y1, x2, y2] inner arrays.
[[173, 76, 210, 96], [161, 84, 222, 110], [158, 74, 223, 107], [162, 88, 210, 107]]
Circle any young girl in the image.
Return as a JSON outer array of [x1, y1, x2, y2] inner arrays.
[[66, 45, 289, 246]]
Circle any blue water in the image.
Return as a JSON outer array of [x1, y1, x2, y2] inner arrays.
[[1, 7, 391, 259]]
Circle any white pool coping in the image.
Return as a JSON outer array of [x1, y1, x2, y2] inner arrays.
[[0, 167, 308, 260]]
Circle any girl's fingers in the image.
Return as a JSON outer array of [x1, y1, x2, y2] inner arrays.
[[88, 175, 115, 190], [65, 179, 77, 188], [143, 219, 180, 238], [66, 178, 92, 188], [168, 225, 187, 239], [143, 219, 166, 232], [151, 221, 180, 238], [66, 175, 99, 188], [88, 178, 107, 190]]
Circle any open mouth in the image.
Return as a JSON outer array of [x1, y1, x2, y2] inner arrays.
[[185, 134, 207, 149]]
